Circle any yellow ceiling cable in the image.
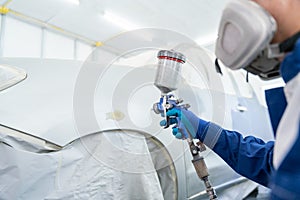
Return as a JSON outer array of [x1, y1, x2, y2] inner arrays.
[[0, 0, 102, 47]]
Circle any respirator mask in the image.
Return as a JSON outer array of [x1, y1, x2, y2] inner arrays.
[[215, 0, 300, 80]]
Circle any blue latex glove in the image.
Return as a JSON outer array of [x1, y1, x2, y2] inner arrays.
[[160, 107, 209, 139]]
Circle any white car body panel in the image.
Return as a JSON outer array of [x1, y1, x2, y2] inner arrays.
[[0, 55, 274, 199]]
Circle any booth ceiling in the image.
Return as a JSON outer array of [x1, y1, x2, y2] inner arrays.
[[0, 0, 230, 45]]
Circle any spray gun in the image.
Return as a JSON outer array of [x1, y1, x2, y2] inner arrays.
[[152, 50, 218, 200]]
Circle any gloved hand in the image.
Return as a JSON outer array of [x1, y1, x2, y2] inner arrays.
[[160, 107, 209, 139]]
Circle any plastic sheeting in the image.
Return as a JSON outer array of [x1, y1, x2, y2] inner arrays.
[[0, 130, 170, 200]]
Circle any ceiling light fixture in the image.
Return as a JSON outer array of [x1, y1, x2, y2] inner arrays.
[[66, 0, 80, 5], [103, 11, 138, 30]]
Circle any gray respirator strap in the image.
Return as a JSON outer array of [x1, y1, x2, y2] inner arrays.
[[215, 59, 223, 76], [267, 31, 300, 58], [279, 31, 300, 53]]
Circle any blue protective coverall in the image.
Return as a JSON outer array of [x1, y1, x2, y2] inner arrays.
[[198, 39, 300, 199]]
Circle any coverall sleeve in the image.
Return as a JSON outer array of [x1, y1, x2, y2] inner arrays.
[[198, 122, 275, 187]]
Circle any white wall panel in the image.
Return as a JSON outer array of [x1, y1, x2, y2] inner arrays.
[[3, 16, 42, 57], [0, 14, 2, 32], [0, 14, 2, 57], [76, 41, 93, 61], [43, 30, 74, 59]]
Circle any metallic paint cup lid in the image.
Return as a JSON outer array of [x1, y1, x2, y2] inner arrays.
[[157, 50, 186, 63]]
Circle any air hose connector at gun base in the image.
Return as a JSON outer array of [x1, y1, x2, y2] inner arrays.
[[190, 141, 218, 200], [153, 49, 217, 200]]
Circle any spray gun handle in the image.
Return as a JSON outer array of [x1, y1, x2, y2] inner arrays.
[[155, 95, 175, 129], [154, 95, 194, 139]]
